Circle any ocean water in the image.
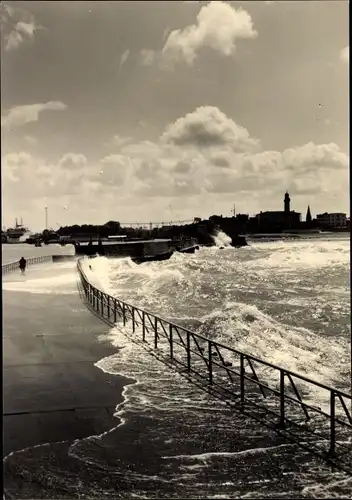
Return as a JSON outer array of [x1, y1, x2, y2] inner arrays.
[[3, 234, 352, 498], [87, 234, 351, 394]]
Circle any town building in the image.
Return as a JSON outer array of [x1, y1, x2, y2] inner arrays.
[[255, 191, 301, 230], [316, 212, 347, 228]]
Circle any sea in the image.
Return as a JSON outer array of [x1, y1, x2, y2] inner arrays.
[[2, 234, 351, 498]]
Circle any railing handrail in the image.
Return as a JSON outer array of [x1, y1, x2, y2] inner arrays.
[[2, 255, 53, 275], [76, 257, 351, 401], [77, 255, 352, 466]]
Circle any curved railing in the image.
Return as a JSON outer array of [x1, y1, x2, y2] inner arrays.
[[77, 256, 352, 471], [2, 255, 53, 275]]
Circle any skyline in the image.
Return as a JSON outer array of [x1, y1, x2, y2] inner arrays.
[[1, 1, 349, 232]]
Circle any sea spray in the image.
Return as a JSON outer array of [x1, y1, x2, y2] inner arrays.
[[212, 230, 232, 248]]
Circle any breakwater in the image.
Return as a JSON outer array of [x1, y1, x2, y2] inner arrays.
[[77, 256, 352, 473]]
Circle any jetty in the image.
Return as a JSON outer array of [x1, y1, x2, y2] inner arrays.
[[2, 254, 352, 497]]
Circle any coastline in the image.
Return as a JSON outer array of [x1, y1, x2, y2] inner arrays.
[[3, 271, 133, 459]]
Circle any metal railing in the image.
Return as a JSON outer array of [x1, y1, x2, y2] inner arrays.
[[2, 255, 53, 275], [77, 257, 352, 468]]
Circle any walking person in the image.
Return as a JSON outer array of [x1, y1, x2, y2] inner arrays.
[[19, 257, 27, 275]]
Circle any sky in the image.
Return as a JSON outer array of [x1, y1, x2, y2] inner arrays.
[[1, 0, 349, 231]]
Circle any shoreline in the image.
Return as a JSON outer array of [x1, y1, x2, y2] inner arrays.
[[3, 269, 134, 458]]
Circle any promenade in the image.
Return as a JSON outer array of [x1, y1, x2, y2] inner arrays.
[[3, 258, 352, 499], [3, 260, 132, 457]]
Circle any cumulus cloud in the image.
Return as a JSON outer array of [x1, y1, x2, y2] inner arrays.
[[3, 106, 349, 224], [161, 106, 259, 152], [162, 1, 257, 66], [2, 152, 86, 199], [340, 46, 349, 64], [58, 153, 88, 170], [0, 3, 42, 51], [1, 101, 67, 130], [139, 1, 257, 68]]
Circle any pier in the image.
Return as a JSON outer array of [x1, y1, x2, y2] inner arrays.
[[2, 255, 352, 496]]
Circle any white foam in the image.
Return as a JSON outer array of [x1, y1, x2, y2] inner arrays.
[[162, 443, 296, 461], [87, 237, 350, 411], [2, 262, 77, 294], [213, 230, 232, 248]]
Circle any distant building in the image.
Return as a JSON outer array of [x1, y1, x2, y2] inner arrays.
[[255, 192, 301, 230], [306, 206, 312, 223], [316, 212, 347, 228], [193, 217, 202, 223]]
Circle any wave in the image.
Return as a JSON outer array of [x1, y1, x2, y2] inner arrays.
[[212, 230, 232, 248], [81, 237, 350, 403]]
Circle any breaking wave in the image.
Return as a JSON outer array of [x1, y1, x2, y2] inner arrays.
[[82, 236, 350, 405]]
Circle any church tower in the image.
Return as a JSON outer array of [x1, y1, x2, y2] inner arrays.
[[306, 205, 312, 223], [284, 191, 290, 213]]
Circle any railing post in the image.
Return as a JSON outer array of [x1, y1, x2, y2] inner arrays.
[[186, 331, 191, 372], [123, 302, 126, 326], [107, 296, 110, 318], [169, 324, 173, 359], [240, 354, 245, 405], [154, 317, 158, 349], [279, 370, 285, 428], [113, 299, 117, 323], [329, 390, 336, 456], [142, 311, 145, 341], [100, 292, 104, 315], [132, 308, 135, 333], [208, 341, 213, 385]]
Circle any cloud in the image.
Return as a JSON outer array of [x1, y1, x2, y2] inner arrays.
[[24, 135, 38, 146], [1, 101, 67, 130], [139, 1, 257, 69], [161, 106, 259, 152], [139, 49, 157, 67], [161, 1, 257, 66], [0, 3, 42, 51], [3, 107, 348, 224], [340, 46, 349, 64], [58, 153, 88, 170], [2, 152, 87, 199], [118, 49, 130, 75], [109, 135, 133, 149]]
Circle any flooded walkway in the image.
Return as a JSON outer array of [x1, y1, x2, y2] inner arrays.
[[3, 261, 131, 457]]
